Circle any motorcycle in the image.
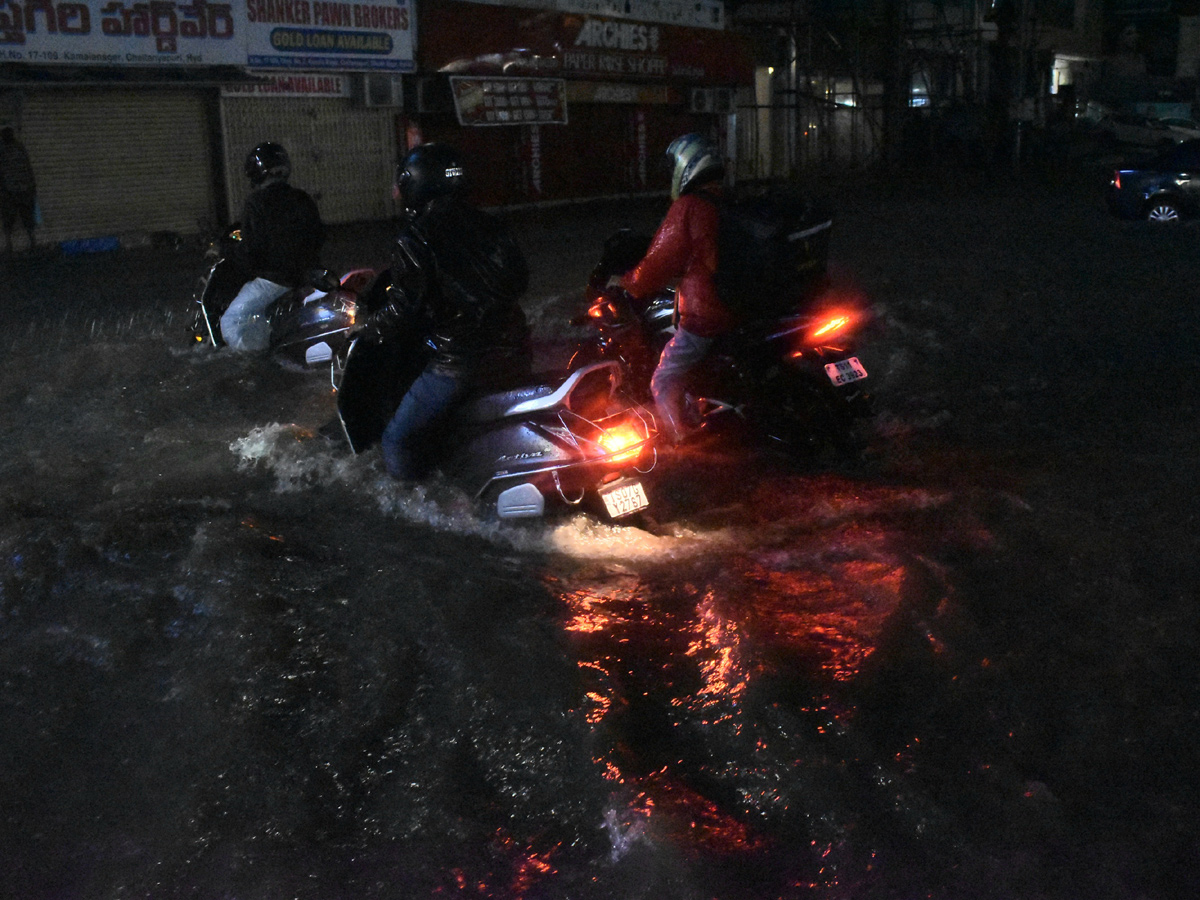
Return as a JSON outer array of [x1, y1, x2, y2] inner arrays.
[[570, 217, 874, 459], [187, 225, 375, 374], [333, 330, 659, 521]]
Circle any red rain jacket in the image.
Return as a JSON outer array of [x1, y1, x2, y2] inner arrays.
[[621, 186, 735, 338]]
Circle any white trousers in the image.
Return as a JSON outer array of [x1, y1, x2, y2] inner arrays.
[[220, 277, 289, 352]]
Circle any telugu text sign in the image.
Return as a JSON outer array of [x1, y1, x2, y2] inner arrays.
[[0, 1, 415, 72], [0, 1, 243, 66]]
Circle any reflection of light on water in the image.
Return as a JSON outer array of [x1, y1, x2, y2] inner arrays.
[[683, 593, 751, 715], [562, 585, 643, 634], [446, 830, 560, 896], [556, 513, 926, 864], [578, 660, 615, 724], [635, 768, 771, 856], [494, 830, 558, 897], [731, 555, 907, 682]]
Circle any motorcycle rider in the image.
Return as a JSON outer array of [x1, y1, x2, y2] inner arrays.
[[619, 132, 734, 445], [220, 142, 325, 352], [356, 142, 530, 481]]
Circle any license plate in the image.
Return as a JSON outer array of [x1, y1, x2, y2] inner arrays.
[[824, 356, 868, 386], [600, 479, 649, 519]]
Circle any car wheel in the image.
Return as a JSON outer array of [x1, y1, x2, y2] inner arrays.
[[1146, 200, 1182, 223]]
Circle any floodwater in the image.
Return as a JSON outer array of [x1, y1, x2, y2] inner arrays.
[[2, 172, 1198, 900]]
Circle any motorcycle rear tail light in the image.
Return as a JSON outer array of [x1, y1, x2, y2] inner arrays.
[[598, 421, 647, 463], [587, 300, 621, 321], [806, 311, 853, 344]]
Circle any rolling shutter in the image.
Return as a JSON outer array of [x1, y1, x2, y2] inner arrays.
[[21, 89, 216, 245], [220, 97, 398, 226]]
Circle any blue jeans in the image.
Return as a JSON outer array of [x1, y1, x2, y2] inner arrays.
[[382, 366, 470, 480], [650, 326, 713, 443], [220, 277, 289, 352]]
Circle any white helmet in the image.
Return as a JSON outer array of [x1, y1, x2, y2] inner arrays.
[[666, 132, 724, 200]]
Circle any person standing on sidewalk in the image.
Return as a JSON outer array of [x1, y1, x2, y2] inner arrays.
[[0, 127, 38, 256]]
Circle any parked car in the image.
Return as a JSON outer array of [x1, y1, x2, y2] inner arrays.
[[1159, 116, 1200, 141], [1106, 139, 1200, 223], [1096, 112, 1180, 150]]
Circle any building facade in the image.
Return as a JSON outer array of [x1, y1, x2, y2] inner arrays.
[[406, 0, 753, 206], [0, 0, 750, 247]]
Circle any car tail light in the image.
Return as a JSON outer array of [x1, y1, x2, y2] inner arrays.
[[1113, 171, 1122, 189]]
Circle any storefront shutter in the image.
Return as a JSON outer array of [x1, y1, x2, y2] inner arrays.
[[21, 89, 216, 245], [220, 97, 398, 226]]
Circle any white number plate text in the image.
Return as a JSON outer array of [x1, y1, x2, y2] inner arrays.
[[600, 480, 649, 518], [824, 357, 868, 386]]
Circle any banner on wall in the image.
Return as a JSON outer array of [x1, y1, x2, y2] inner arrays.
[[245, 0, 414, 71], [425, 4, 751, 86], [0, 1, 415, 72], [0, 2, 241, 65], [457, 0, 725, 30], [221, 72, 353, 98], [450, 77, 568, 126]]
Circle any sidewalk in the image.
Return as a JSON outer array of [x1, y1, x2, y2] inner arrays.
[[0, 195, 671, 337]]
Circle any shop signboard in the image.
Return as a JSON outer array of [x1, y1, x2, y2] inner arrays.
[[221, 72, 354, 98], [0, 1, 416, 72], [244, 0, 415, 72], [450, 76, 568, 126], [457, 0, 725, 30], [564, 81, 674, 104], [0, 1, 243, 66], [423, 3, 751, 87]]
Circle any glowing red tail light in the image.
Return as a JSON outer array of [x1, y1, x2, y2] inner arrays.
[[811, 314, 851, 339], [597, 421, 648, 463], [804, 310, 857, 345]]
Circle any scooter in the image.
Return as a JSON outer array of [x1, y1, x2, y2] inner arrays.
[[570, 222, 873, 458], [187, 225, 375, 373], [334, 331, 659, 521]]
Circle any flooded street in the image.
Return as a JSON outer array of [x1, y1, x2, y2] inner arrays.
[[2, 169, 1197, 899]]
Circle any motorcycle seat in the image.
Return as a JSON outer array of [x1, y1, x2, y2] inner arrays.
[[454, 383, 557, 426], [452, 362, 624, 426]]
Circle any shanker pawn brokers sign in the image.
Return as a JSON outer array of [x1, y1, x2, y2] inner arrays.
[[246, 0, 414, 72], [0, 1, 414, 72]]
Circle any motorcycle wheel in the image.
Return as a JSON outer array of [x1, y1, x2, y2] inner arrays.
[[759, 371, 870, 461]]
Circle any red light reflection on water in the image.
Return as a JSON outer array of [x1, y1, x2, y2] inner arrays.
[[636, 767, 772, 856], [438, 832, 560, 898], [561, 584, 642, 635], [730, 556, 907, 682], [557, 534, 914, 864], [681, 592, 751, 717]]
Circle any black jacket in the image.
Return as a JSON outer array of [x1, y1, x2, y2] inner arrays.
[[240, 179, 325, 286], [365, 196, 530, 378]]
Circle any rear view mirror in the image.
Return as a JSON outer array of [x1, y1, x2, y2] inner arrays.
[[307, 269, 340, 292]]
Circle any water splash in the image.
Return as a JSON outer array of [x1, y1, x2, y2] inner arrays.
[[602, 806, 647, 863], [228, 422, 734, 561]]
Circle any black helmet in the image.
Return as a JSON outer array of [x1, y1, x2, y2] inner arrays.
[[244, 141, 291, 186], [397, 143, 465, 213]]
